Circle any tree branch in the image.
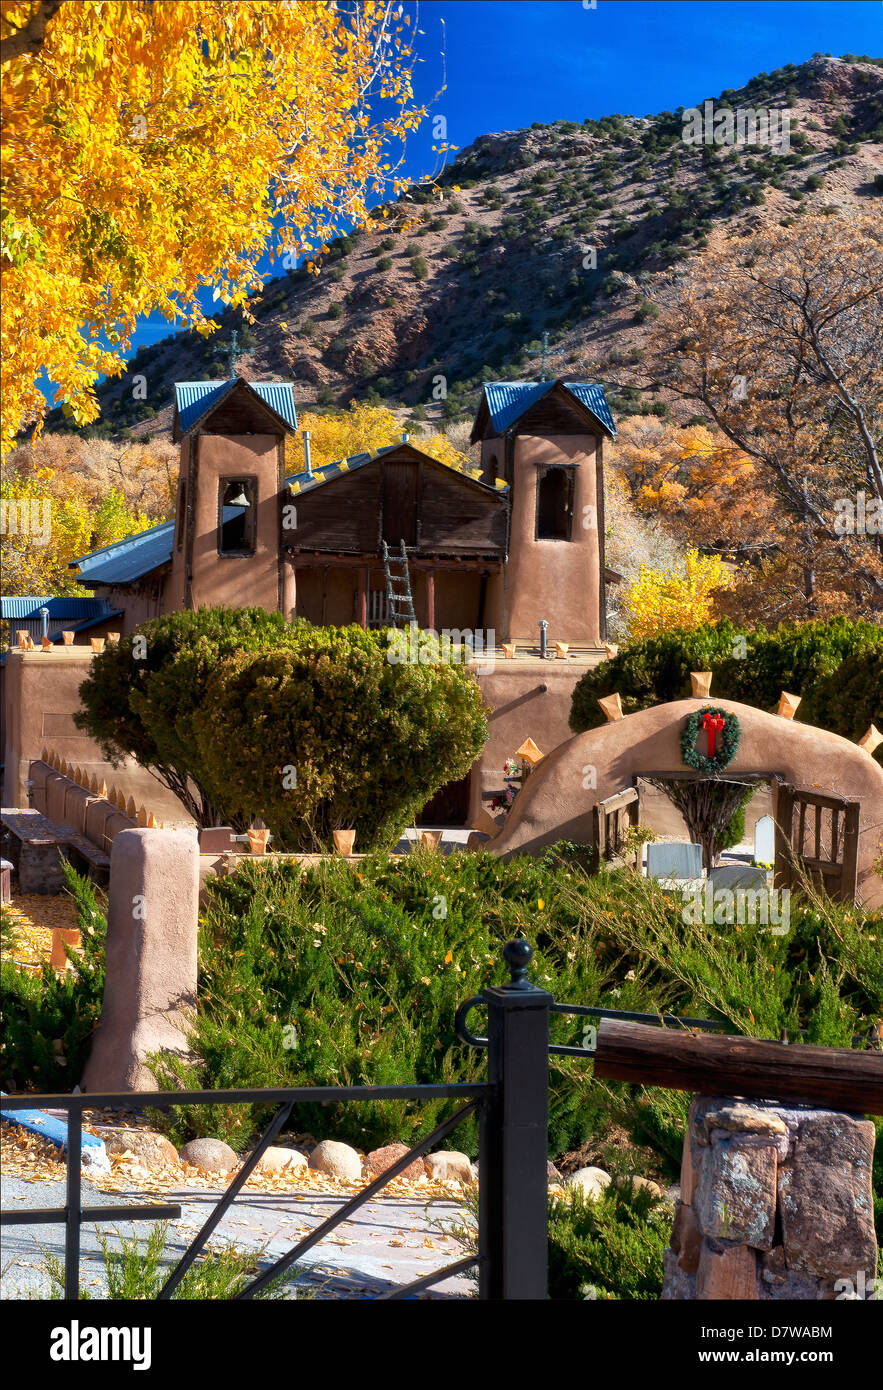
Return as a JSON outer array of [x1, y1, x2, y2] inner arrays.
[[0, 0, 64, 67]]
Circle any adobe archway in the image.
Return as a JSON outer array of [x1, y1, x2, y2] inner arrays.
[[488, 698, 883, 909]]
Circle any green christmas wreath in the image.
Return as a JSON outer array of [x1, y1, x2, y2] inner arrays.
[[681, 705, 741, 773]]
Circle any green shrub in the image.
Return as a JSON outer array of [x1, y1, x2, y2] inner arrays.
[[410, 254, 429, 280], [569, 619, 883, 751], [548, 1184, 670, 1299], [149, 851, 882, 1159], [75, 607, 291, 825], [569, 622, 741, 731], [801, 647, 883, 751], [43, 1224, 287, 1300], [0, 864, 106, 1092], [376, 256, 393, 272], [723, 619, 883, 720], [193, 624, 488, 850]]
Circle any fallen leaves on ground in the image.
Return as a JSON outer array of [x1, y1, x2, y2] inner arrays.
[[2, 894, 80, 971], [1, 1117, 469, 1203]]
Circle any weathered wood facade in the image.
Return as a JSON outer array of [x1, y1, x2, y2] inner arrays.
[[285, 442, 508, 631], [286, 443, 507, 559]]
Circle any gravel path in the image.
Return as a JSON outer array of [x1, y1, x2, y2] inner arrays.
[[1, 1170, 474, 1300]]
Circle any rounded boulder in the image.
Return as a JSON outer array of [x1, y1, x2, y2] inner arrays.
[[252, 1146, 308, 1175], [103, 1129, 179, 1170], [566, 1166, 611, 1200], [179, 1137, 239, 1175], [309, 1139, 362, 1180], [365, 1143, 425, 1182], [424, 1151, 475, 1186]]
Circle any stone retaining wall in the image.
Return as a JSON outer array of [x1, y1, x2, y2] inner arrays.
[[664, 1095, 878, 1299]]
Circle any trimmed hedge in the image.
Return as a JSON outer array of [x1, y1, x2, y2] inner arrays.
[[800, 647, 883, 747], [194, 624, 488, 850], [570, 619, 883, 758], [76, 611, 487, 845], [76, 607, 290, 824]]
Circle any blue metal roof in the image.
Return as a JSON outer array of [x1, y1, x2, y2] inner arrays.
[[478, 380, 616, 439], [564, 383, 617, 438], [70, 520, 175, 585], [174, 379, 298, 435], [1, 597, 112, 620]]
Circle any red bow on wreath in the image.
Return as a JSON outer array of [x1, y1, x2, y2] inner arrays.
[[701, 710, 726, 757]]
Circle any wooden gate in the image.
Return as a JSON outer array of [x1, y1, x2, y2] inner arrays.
[[773, 781, 860, 903], [592, 786, 640, 870]]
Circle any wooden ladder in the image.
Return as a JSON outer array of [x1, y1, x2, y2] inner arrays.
[[382, 539, 417, 628]]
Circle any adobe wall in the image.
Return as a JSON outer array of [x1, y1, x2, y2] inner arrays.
[[1, 649, 192, 824], [101, 586, 163, 637], [487, 697, 883, 909], [29, 760, 137, 847], [182, 433, 281, 612], [82, 829, 199, 1091], [469, 656, 605, 823], [486, 432, 602, 645]]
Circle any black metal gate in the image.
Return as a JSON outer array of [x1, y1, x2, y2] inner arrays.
[[1, 940, 733, 1300], [1, 941, 555, 1301]]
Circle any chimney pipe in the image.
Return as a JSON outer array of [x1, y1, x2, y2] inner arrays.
[[302, 430, 312, 477], [539, 618, 548, 659], [401, 432, 410, 444], [40, 606, 50, 640]]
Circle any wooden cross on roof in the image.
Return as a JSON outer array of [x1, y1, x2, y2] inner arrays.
[[525, 331, 565, 382], [218, 329, 241, 378]]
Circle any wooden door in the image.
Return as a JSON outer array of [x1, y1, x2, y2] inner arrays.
[[417, 774, 471, 827], [382, 460, 418, 547], [773, 781, 859, 903]]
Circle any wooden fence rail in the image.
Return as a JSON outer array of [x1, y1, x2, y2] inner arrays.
[[594, 1018, 883, 1115]]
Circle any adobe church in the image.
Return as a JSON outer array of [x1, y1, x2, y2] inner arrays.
[[71, 374, 616, 646], [4, 375, 617, 825]]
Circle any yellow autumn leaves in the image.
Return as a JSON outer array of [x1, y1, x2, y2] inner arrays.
[[1, 1, 427, 452], [286, 401, 471, 476], [621, 548, 735, 642]]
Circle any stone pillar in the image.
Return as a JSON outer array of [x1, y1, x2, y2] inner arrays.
[[82, 829, 199, 1092], [663, 1096, 878, 1300]]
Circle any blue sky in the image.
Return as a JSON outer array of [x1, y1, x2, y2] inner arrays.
[[124, 1, 883, 360]]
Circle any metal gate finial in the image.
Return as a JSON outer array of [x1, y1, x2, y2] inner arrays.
[[503, 938, 533, 988]]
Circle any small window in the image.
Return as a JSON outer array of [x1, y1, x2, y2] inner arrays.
[[536, 466, 574, 540], [218, 478, 257, 556]]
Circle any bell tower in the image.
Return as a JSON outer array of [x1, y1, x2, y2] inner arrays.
[[471, 380, 616, 646], [165, 376, 298, 618]]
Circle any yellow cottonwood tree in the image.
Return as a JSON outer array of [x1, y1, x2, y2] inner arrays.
[[621, 547, 735, 641], [288, 402, 471, 474], [0, 464, 155, 596], [1, 0, 430, 451]]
